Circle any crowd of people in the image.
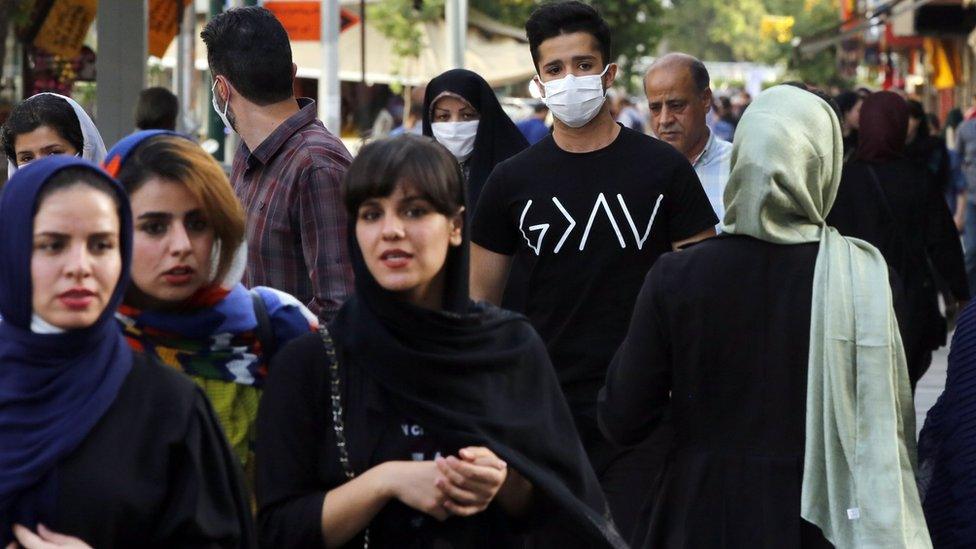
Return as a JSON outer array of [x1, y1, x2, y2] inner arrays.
[[1, 1, 974, 548]]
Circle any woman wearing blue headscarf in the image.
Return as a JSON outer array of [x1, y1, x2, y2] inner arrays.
[[0, 156, 254, 547]]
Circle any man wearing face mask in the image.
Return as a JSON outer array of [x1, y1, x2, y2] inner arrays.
[[201, 7, 353, 323], [645, 53, 732, 230], [470, 1, 717, 540], [421, 69, 529, 208]]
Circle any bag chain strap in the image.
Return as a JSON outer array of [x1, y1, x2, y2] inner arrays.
[[320, 325, 370, 548]]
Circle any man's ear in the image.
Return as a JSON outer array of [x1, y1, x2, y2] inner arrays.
[[703, 88, 714, 113], [292, 63, 298, 79], [604, 63, 618, 90]]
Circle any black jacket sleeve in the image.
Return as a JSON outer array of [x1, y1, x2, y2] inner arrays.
[[255, 333, 330, 549], [598, 262, 673, 446], [156, 388, 257, 549]]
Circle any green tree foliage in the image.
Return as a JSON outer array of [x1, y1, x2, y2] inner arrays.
[[367, 0, 445, 60], [368, 0, 664, 91], [663, 0, 845, 85]]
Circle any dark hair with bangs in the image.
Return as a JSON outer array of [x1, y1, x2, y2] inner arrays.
[[2, 95, 83, 162], [343, 134, 465, 217]]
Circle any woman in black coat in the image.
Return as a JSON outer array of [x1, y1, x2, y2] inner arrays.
[[828, 91, 969, 386], [255, 135, 624, 549]]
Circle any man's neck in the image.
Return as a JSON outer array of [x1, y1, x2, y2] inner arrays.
[[551, 105, 620, 153], [237, 97, 301, 152], [685, 129, 710, 164]]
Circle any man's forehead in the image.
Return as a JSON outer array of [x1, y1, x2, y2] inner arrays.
[[645, 67, 697, 98], [537, 32, 602, 64]]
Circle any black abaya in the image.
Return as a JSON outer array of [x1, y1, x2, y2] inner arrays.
[[827, 158, 969, 383], [598, 234, 833, 548], [52, 353, 255, 548]]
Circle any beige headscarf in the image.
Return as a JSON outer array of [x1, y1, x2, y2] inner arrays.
[[723, 85, 930, 548]]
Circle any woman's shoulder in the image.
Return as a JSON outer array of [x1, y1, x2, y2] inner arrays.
[[112, 350, 209, 429]]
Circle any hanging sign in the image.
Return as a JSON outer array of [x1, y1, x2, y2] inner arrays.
[[149, 0, 193, 58], [33, 0, 96, 57], [264, 1, 361, 41]]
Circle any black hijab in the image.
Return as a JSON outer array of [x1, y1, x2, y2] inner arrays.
[[328, 142, 624, 547], [422, 69, 528, 207]]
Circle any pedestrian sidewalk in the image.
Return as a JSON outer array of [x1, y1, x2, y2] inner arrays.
[[915, 345, 949, 436]]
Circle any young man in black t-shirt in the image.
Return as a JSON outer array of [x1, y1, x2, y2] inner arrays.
[[470, 1, 717, 540]]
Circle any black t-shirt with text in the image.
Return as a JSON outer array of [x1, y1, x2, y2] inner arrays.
[[472, 126, 717, 421]]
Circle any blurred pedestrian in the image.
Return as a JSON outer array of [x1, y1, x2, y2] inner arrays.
[[956, 109, 976, 295], [944, 108, 967, 219], [0, 157, 254, 547], [645, 53, 731, 228], [2, 93, 106, 175], [470, 2, 717, 539], [255, 136, 625, 548], [827, 92, 968, 387], [616, 96, 645, 132], [134, 87, 178, 131], [389, 103, 423, 136], [104, 130, 318, 475], [907, 100, 951, 202], [834, 90, 862, 161], [600, 85, 929, 549], [517, 102, 551, 145], [202, 6, 354, 323], [712, 96, 736, 142], [422, 68, 528, 207]]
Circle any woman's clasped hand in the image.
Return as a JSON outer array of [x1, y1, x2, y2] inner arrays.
[[380, 446, 510, 522]]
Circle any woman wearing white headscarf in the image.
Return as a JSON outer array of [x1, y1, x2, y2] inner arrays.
[[1, 92, 106, 175], [599, 85, 929, 548]]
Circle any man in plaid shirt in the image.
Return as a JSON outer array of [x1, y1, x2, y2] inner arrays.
[[203, 7, 353, 321]]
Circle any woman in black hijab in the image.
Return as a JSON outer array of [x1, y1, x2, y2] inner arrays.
[[907, 100, 952, 201], [255, 135, 624, 548], [827, 92, 969, 387], [422, 69, 528, 208]]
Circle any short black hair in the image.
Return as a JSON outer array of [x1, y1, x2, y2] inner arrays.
[[135, 87, 178, 130], [526, 1, 612, 72], [1, 95, 83, 162], [201, 7, 294, 105], [344, 135, 464, 217]]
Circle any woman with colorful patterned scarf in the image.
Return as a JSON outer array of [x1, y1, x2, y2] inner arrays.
[[103, 130, 318, 472]]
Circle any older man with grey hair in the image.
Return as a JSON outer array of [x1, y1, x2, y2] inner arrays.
[[645, 53, 731, 228]]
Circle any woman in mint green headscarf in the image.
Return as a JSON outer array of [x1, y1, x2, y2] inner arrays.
[[599, 85, 929, 548]]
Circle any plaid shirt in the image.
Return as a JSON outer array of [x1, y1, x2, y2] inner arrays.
[[232, 98, 353, 322]]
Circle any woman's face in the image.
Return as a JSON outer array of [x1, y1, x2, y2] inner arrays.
[[15, 125, 78, 167], [31, 184, 121, 329], [355, 182, 462, 310], [432, 96, 480, 123], [128, 177, 214, 308]]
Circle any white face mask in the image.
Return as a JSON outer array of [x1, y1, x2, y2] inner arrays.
[[539, 65, 611, 129], [431, 120, 479, 161], [211, 78, 233, 132]]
